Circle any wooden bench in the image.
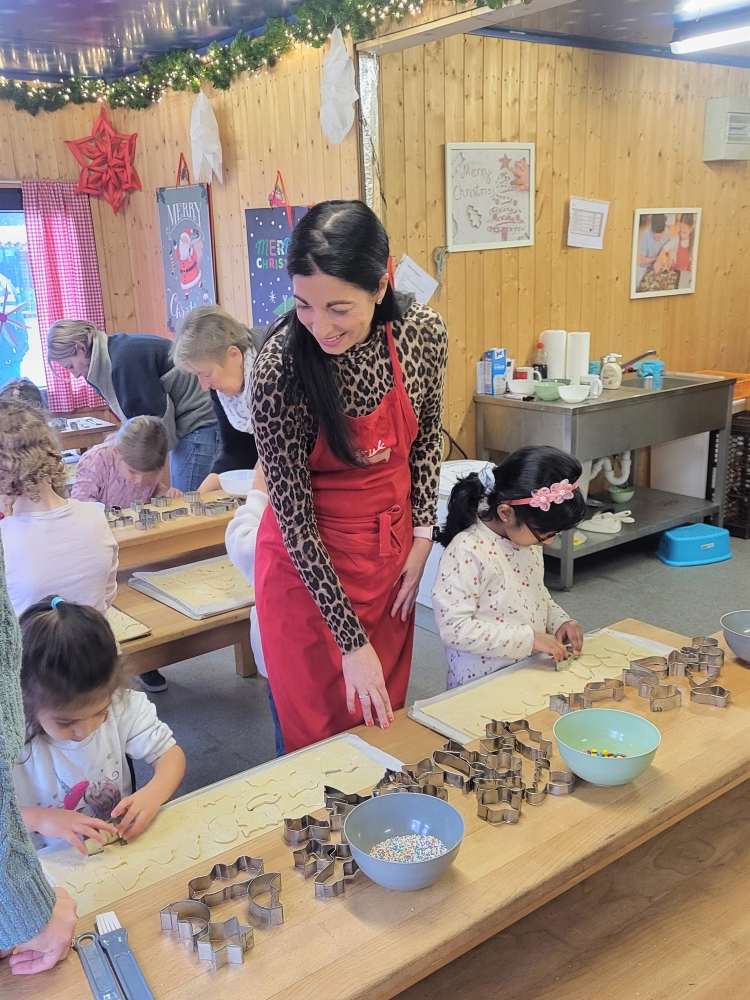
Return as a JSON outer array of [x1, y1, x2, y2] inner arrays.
[[113, 582, 256, 678]]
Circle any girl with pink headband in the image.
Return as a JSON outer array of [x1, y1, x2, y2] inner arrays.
[[431, 446, 587, 689]]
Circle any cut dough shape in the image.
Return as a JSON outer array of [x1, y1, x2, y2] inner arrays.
[[42, 740, 388, 917]]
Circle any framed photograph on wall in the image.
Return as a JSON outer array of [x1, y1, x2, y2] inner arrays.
[[630, 208, 701, 299], [446, 142, 535, 252]]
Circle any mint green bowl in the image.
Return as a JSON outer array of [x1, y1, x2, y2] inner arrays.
[[553, 709, 661, 786]]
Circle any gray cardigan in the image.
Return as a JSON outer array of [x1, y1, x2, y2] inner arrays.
[[0, 540, 56, 949]]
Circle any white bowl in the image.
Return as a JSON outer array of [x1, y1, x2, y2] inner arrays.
[[558, 385, 590, 403], [508, 379, 536, 395], [218, 470, 255, 496]]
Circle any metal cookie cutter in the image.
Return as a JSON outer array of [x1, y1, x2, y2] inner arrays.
[[161, 507, 188, 521], [630, 656, 669, 679], [486, 720, 553, 762], [549, 677, 625, 715], [372, 769, 420, 795], [160, 899, 211, 945], [129, 500, 145, 513], [432, 749, 484, 793], [667, 650, 699, 676], [247, 871, 284, 925], [283, 813, 331, 844], [323, 786, 370, 831], [688, 671, 731, 708], [196, 916, 254, 969], [476, 785, 523, 825], [150, 495, 171, 507], [683, 644, 725, 668], [188, 855, 264, 906], [292, 839, 336, 877], [184, 491, 201, 503], [477, 740, 524, 775], [647, 682, 682, 712], [525, 759, 575, 804], [314, 853, 361, 898], [623, 664, 682, 711]]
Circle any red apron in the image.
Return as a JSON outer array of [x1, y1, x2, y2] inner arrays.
[[255, 323, 419, 753]]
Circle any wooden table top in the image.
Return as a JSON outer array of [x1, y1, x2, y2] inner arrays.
[[113, 491, 237, 570], [113, 582, 251, 656], [3, 618, 750, 1000], [57, 420, 118, 452]]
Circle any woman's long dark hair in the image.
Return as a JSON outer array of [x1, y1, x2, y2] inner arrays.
[[438, 447, 587, 547], [279, 200, 402, 466]]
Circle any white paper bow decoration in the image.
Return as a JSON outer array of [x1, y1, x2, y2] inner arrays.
[[190, 92, 223, 184], [320, 28, 359, 146]]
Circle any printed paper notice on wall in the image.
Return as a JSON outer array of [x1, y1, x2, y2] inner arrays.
[[393, 254, 439, 305], [567, 197, 610, 250]]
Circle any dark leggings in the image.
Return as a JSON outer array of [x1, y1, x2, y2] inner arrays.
[[267, 684, 286, 757]]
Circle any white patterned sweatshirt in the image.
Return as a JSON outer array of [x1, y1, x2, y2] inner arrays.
[[431, 519, 572, 689]]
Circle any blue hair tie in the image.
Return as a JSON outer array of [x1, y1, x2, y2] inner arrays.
[[50, 596, 65, 609]]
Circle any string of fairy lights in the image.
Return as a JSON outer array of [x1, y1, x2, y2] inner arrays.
[[0, 0, 511, 116]]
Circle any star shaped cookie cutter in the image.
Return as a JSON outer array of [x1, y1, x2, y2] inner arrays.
[[195, 916, 254, 969], [160, 899, 211, 945], [188, 855, 265, 907], [283, 814, 331, 845], [247, 871, 284, 925]]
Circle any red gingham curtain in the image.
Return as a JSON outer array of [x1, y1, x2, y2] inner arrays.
[[21, 181, 106, 412]]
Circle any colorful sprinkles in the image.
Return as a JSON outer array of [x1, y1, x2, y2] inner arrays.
[[586, 748, 627, 757], [369, 834, 448, 863]]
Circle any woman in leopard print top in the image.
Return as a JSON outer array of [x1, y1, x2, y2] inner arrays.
[[252, 201, 447, 753]]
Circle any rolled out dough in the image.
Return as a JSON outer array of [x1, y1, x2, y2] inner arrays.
[[42, 741, 386, 916], [420, 633, 659, 739], [106, 606, 151, 642]]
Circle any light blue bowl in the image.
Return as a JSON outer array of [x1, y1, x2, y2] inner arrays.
[[343, 794, 464, 891], [720, 611, 750, 663], [553, 708, 661, 786]]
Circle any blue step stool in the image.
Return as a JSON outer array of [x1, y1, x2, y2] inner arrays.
[[656, 523, 732, 567]]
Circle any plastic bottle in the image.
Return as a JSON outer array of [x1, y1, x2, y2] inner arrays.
[[533, 342, 548, 380]]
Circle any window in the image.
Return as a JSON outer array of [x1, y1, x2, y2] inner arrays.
[[0, 188, 44, 391]]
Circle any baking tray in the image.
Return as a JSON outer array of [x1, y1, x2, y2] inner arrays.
[[408, 628, 675, 743], [128, 554, 254, 619]]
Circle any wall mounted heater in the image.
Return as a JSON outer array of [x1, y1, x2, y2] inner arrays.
[[703, 97, 750, 161]]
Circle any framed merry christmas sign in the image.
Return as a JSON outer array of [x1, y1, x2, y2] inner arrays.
[[156, 183, 217, 333]]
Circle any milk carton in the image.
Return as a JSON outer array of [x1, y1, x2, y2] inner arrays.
[[483, 348, 508, 396]]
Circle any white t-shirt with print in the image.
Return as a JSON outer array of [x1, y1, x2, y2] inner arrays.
[[14, 688, 175, 850]]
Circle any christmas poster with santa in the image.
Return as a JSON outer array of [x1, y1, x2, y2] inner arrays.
[[156, 183, 217, 332]]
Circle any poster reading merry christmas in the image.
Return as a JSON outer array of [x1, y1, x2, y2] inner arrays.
[[446, 143, 535, 252], [156, 183, 217, 332], [245, 206, 309, 326]]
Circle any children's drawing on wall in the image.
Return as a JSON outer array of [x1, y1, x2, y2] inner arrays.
[[156, 183, 217, 332], [446, 142, 535, 252], [631, 208, 701, 299]]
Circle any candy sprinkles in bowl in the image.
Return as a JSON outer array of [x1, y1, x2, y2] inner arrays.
[[369, 834, 448, 863]]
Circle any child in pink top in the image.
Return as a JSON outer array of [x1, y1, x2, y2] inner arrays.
[[72, 416, 182, 508]]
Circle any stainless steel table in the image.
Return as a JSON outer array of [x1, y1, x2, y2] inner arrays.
[[475, 372, 735, 588]]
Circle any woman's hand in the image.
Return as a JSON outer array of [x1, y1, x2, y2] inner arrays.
[[390, 537, 432, 622], [6, 888, 77, 975], [556, 620, 583, 656], [197, 472, 221, 494], [342, 642, 394, 729], [21, 806, 118, 857], [110, 787, 161, 841], [533, 631, 569, 662]]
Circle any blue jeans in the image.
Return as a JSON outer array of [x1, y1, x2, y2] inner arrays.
[[268, 686, 286, 757], [170, 424, 220, 492]]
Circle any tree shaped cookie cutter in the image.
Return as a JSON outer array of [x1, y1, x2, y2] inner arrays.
[[549, 678, 625, 715], [188, 855, 265, 906]]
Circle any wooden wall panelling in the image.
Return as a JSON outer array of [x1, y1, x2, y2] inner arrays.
[[1, 44, 360, 342], [380, 36, 750, 455]]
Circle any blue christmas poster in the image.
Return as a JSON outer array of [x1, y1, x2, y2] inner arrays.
[[156, 183, 217, 333], [245, 206, 308, 326]]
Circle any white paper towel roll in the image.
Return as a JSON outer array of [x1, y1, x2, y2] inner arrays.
[[540, 330, 567, 380], [565, 331, 590, 385]]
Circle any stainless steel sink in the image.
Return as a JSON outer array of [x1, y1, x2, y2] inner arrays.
[[621, 375, 705, 390]]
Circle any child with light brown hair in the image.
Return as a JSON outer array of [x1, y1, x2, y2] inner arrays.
[[72, 415, 182, 508], [0, 399, 118, 617]]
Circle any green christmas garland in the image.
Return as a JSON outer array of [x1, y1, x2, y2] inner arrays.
[[0, 0, 516, 116]]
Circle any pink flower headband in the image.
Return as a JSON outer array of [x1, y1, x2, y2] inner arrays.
[[507, 480, 579, 512]]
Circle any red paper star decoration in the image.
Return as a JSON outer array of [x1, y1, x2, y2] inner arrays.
[[65, 107, 142, 215]]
